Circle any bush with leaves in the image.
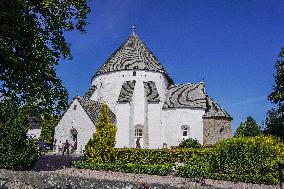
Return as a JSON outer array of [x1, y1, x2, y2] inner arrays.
[[177, 135, 284, 185], [235, 116, 262, 137], [71, 161, 172, 176], [0, 100, 40, 170], [84, 104, 117, 163], [179, 138, 201, 148], [114, 148, 205, 164], [40, 114, 59, 145]]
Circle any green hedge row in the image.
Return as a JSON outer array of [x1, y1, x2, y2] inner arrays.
[[177, 135, 284, 185], [178, 166, 278, 185], [71, 160, 173, 176], [72, 135, 284, 185], [114, 148, 210, 164]]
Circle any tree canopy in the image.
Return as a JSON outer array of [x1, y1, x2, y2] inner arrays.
[[265, 47, 284, 140], [0, 0, 91, 115], [268, 47, 284, 107], [235, 116, 261, 137]]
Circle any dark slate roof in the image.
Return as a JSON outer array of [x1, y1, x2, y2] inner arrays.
[[203, 96, 231, 119], [84, 85, 97, 99], [117, 80, 136, 103], [163, 83, 207, 109], [93, 31, 173, 84], [29, 116, 43, 129], [144, 81, 160, 102], [76, 96, 116, 125]]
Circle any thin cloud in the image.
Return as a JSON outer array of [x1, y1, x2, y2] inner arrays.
[[226, 96, 266, 108]]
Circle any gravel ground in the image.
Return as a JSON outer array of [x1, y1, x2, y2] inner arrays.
[[54, 168, 278, 189]]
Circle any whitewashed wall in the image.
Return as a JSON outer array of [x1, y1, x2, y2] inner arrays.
[[27, 129, 41, 139], [54, 99, 95, 153], [162, 108, 205, 146], [90, 70, 170, 114], [91, 70, 170, 148], [147, 103, 163, 149], [115, 103, 130, 148]]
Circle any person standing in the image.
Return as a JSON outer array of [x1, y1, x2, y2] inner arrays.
[[62, 140, 70, 156], [136, 138, 141, 149]]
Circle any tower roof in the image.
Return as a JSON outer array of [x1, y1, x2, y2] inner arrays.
[[93, 27, 173, 83]]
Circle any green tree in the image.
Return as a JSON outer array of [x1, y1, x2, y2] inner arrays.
[[0, 0, 91, 115], [84, 104, 117, 163], [40, 114, 59, 145], [0, 0, 91, 170], [0, 100, 40, 170], [264, 108, 284, 140], [268, 48, 284, 107], [265, 47, 284, 140], [235, 116, 261, 137]]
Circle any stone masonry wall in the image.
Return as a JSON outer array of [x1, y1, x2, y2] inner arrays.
[[203, 118, 232, 145]]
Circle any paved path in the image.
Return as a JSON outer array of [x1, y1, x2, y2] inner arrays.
[[32, 154, 82, 171]]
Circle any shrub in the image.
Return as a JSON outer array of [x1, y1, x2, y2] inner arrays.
[[114, 148, 207, 164], [213, 135, 284, 176], [84, 104, 117, 163], [177, 135, 284, 185], [177, 155, 212, 178], [71, 161, 172, 176], [0, 100, 40, 170], [179, 138, 201, 148]]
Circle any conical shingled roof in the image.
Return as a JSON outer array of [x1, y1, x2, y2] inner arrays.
[[94, 30, 173, 83], [203, 96, 232, 119]]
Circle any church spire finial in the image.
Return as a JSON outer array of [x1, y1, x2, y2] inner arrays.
[[131, 25, 136, 35]]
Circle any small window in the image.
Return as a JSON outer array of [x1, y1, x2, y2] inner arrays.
[[181, 125, 190, 139], [183, 127, 188, 136], [73, 105, 77, 110], [133, 71, 136, 76], [220, 126, 224, 133]]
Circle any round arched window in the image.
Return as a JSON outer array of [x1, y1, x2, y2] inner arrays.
[[181, 125, 190, 139]]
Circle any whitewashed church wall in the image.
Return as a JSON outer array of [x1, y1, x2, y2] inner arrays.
[[54, 99, 95, 153], [27, 129, 41, 139], [115, 103, 130, 148], [132, 78, 146, 127], [90, 70, 170, 114], [162, 108, 205, 147], [147, 103, 163, 149]]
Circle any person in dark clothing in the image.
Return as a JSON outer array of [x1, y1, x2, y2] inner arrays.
[[136, 138, 141, 149], [62, 140, 70, 156]]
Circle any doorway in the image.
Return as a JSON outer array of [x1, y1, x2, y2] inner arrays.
[[134, 125, 143, 148], [70, 128, 78, 150]]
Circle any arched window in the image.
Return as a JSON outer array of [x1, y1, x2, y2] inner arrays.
[[135, 128, 142, 138], [133, 71, 136, 76], [134, 125, 143, 148], [181, 125, 190, 140]]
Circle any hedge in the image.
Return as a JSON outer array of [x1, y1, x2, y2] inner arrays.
[[71, 161, 172, 176], [177, 135, 284, 185], [114, 148, 210, 164], [71, 135, 284, 185]]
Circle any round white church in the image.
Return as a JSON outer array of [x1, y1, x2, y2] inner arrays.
[[54, 27, 232, 151]]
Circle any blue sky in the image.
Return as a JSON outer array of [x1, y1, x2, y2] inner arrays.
[[57, 0, 284, 132]]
